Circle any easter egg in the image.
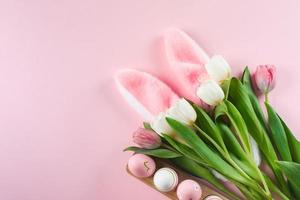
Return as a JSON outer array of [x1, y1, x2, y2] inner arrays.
[[204, 195, 223, 200], [176, 179, 202, 200], [128, 154, 156, 178], [153, 167, 178, 192]]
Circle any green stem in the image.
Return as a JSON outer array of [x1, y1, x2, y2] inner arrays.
[[263, 174, 290, 200], [231, 176, 271, 199], [227, 115, 252, 156], [265, 92, 269, 103], [193, 124, 252, 180], [193, 123, 270, 198], [249, 159, 271, 196], [161, 143, 176, 151], [237, 184, 263, 200], [243, 139, 271, 196]]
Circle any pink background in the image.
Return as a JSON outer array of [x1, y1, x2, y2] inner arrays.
[[1, 0, 300, 199]]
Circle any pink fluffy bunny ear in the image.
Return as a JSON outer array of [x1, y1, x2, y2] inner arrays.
[[164, 28, 210, 105], [114, 69, 179, 121]]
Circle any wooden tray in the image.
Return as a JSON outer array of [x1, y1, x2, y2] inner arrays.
[[126, 159, 229, 200]]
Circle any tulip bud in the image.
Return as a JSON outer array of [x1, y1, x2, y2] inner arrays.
[[196, 80, 225, 106], [151, 113, 174, 136], [205, 55, 231, 83], [166, 98, 197, 125], [133, 128, 162, 149], [254, 65, 276, 94]]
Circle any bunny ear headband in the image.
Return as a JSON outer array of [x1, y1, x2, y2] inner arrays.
[[114, 28, 210, 121]]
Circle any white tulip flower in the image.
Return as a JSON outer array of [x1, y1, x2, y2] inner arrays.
[[205, 55, 231, 83], [166, 98, 197, 125], [196, 80, 225, 106], [150, 113, 173, 136], [150, 98, 197, 138]]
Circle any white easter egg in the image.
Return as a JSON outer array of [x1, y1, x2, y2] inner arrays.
[[204, 195, 223, 200], [153, 167, 178, 192]]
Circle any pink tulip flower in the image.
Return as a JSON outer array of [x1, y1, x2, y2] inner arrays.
[[254, 65, 276, 94], [133, 128, 161, 149]]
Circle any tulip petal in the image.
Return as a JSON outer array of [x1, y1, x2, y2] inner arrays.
[[166, 98, 197, 125], [205, 55, 231, 83], [164, 28, 209, 105], [115, 69, 179, 121], [196, 80, 225, 106], [150, 113, 174, 136], [175, 98, 197, 123], [254, 65, 276, 94], [133, 128, 161, 149], [167, 105, 188, 125]]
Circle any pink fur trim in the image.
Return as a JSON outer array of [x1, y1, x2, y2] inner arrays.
[[115, 69, 179, 121]]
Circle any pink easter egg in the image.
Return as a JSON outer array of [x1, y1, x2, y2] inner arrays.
[[128, 154, 156, 178], [176, 179, 202, 200]]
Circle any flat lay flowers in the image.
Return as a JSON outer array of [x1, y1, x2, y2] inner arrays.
[[115, 28, 300, 200]]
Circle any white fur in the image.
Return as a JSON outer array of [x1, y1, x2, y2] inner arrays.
[[115, 78, 154, 122]]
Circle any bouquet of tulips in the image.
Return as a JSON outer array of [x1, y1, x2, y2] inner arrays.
[[117, 29, 300, 200]]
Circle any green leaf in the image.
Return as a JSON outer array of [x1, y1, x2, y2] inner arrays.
[[241, 66, 253, 92], [217, 122, 248, 160], [165, 117, 252, 186], [192, 104, 226, 151], [217, 124, 260, 182], [279, 117, 300, 163], [236, 184, 262, 200], [215, 100, 251, 155], [241, 67, 267, 130], [277, 161, 300, 198], [124, 146, 182, 158], [231, 155, 259, 180], [228, 78, 264, 142], [248, 94, 267, 128], [163, 134, 208, 166], [221, 79, 231, 99], [171, 156, 240, 200], [143, 122, 153, 130], [263, 174, 290, 200], [265, 103, 292, 161]]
